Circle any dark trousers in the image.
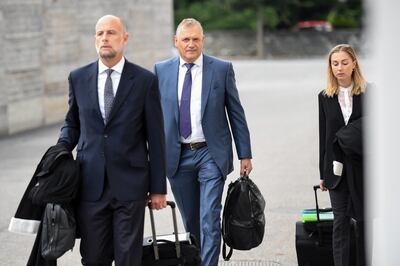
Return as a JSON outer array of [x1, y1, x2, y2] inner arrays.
[[355, 220, 367, 266], [77, 182, 146, 266], [329, 179, 366, 266]]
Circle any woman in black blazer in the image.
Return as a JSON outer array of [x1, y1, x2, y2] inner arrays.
[[318, 44, 367, 266]]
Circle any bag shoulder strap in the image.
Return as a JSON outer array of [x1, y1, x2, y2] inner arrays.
[[222, 240, 233, 261]]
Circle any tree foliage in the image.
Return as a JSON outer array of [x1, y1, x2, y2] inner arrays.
[[174, 0, 363, 31]]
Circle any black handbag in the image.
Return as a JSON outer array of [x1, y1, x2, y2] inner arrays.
[[142, 201, 201, 266], [221, 175, 266, 261], [41, 203, 76, 260]]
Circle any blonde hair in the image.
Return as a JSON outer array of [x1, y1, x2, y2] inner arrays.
[[324, 44, 366, 97]]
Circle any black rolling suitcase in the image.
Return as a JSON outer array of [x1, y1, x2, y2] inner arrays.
[[295, 185, 357, 266], [142, 201, 201, 266]]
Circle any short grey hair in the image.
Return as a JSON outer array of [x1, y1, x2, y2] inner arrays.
[[175, 18, 204, 36]]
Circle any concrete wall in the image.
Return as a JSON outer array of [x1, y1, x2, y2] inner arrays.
[[205, 30, 365, 59], [0, 0, 173, 136]]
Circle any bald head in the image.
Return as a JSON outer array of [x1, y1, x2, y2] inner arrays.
[[94, 15, 128, 68], [96, 15, 126, 33]]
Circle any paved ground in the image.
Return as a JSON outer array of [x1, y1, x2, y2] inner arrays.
[[0, 58, 333, 266]]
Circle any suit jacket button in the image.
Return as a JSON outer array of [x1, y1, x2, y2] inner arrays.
[[104, 134, 108, 138]]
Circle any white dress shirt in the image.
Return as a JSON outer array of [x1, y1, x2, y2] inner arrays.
[[178, 54, 205, 143], [334, 84, 353, 176], [338, 84, 353, 125], [98, 57, 125, 123]]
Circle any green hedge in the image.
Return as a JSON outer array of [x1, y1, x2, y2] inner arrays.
[[174, 1, 363, 31], [327, 9, 361, 28], [175, 3, 281, 31]]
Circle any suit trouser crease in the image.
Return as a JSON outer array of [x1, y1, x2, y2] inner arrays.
[[169, 147, 224, 266], [77, 182, 146, 266], [329, 179, 352, 266]]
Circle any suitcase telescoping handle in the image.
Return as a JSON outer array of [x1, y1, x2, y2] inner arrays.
[[313, 185, 321, 222], [147, 201, 181, 260], [313, 185, 333, 222]]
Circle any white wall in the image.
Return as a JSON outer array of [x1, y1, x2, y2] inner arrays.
[[365, 0, 400, 265]]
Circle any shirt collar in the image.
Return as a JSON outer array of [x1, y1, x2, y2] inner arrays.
[[179, 53, 203, 69], [339, 83, 353, 92], [98, 57, 125, 75]]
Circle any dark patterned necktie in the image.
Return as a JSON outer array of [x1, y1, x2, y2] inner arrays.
[[180, 63, 194, 138], [104, 69, 114, 123]]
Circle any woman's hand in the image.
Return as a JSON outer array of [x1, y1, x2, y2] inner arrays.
[[320, 180, 328, 191]]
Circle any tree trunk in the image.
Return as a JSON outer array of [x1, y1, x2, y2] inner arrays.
[[256, 4, 264, 58]]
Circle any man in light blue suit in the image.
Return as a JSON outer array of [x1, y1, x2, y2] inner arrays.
[[154, 18, 253, 266]]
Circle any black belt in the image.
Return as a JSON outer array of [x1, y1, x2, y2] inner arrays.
[[181, 142, 207, 150]]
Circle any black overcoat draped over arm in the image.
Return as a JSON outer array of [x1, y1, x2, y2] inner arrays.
[[333, 118, 364, 220]]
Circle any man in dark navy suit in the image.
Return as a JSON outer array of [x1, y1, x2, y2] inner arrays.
[[58, 15, 166, 266]]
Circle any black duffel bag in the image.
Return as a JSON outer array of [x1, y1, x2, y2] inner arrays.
[[142, 201, 201, 266], [221, 175, 266, 261]]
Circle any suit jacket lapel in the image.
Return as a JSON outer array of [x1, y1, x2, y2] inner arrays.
[[169, 58, 180, 126], [331, 95, 346, 127], [87, 62, 103, 121], [107, 60, 136, 124], [349, 93, 361, 122], [201, 55, 213, 118]]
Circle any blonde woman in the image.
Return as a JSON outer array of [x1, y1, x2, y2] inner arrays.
[[318, 44, 367, 266]]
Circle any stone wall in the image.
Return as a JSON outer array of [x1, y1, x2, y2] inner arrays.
[[0, 0, 173, 136], [205, 30, 365, 59]]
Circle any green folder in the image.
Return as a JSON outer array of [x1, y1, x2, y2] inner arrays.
[[301, 209, 334, 223]]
